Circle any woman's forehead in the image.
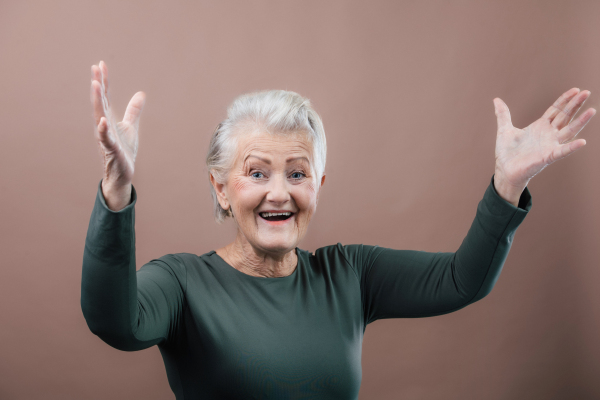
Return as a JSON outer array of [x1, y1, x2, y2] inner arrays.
[[235, 130, 314, 163]]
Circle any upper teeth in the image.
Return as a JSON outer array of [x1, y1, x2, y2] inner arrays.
[[260, 212, 292, 217]]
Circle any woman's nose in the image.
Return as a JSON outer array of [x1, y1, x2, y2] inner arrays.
[[265, 174, 290, 204]]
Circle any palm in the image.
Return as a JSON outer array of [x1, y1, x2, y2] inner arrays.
[[493, 88, 596, 187], [91, 61, 146, 187], [110, 120, 137, 182]]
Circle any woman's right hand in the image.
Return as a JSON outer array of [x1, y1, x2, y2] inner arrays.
[[91, 61, 146, 210]]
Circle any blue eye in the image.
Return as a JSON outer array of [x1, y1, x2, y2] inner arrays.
[[251, 172, 264, 179], [291, 172, 306, 180]]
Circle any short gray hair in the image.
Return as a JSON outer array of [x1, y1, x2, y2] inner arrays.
[[206, 89, 327, 224]]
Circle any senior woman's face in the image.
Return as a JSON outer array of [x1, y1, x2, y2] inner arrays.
[[213, 129, 325, 255]]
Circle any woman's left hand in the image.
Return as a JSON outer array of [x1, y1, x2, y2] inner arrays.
[[493, 88, 596, 201]]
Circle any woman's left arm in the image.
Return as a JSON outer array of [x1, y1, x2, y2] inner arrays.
[[493, 87, 595, 206], [345, 173, 531, 323], [344, 88, 595, 323]]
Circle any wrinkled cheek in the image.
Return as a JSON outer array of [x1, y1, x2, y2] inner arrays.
[[230, 178, 263, 213], [232, 177, 253, 193], [296, 214, 309, 235]]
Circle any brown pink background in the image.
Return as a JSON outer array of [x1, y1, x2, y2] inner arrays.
[[1, 1, 599, 399]]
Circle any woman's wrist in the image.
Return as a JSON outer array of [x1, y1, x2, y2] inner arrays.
[[493, 171, 526, 208], [101, 179, 133, 211]]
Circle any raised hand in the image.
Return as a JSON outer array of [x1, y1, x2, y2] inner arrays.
[[492, 88, 596, 205], [91, 61, 146, 200]]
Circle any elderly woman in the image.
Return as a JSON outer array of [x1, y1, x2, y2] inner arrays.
[[81, 61, 594, 399]]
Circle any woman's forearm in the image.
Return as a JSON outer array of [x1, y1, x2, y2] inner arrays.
[[81, 179, 186, 351], [81, 179, 146, 351]]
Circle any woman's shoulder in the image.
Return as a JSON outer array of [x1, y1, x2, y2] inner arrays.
[[158, 251, 218, 267], [312, 242, 380, 256], [310, 243, 382, 270], [141, 251, 216, 273]]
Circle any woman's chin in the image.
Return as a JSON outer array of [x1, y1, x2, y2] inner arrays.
[[255, 239, 297, 255]]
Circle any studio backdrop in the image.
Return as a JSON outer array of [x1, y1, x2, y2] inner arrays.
[[0, 1, 599, 399]]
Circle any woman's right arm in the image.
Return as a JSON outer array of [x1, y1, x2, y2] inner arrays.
[[81, 179, 186, 351], [81, 61, 186, 351]]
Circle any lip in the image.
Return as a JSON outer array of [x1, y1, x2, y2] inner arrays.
[[257, 212, 295, 226]]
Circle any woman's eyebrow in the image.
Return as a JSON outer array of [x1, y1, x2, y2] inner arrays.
[[244, 155, 310, 164], [287, 156, 310, 164]]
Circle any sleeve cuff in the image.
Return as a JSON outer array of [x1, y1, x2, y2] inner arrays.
[[485, 173, 532, 223], [96, 179, 138, 213]]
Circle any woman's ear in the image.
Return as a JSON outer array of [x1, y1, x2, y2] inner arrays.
[[210, 173, 230, 211], [316, 174, 326, 203]]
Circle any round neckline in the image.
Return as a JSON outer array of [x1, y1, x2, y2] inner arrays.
[[209, 248, 303, 281]]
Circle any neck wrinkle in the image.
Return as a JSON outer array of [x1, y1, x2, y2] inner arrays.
[[225, 233, 298, 278]]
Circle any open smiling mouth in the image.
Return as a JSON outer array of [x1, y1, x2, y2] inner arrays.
[[258, 212, 294, 222]]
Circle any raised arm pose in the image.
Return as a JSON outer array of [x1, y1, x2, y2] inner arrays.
[[82, 61, 594, 399]]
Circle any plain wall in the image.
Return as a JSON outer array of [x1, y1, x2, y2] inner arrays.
[[1, 1, 599, 399]]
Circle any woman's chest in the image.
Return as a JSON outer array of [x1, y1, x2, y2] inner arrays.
[[180, 271, 364, 398]]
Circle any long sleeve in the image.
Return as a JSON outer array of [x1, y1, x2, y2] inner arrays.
[[340, 173, 532, 325], [80, 179, 187, 351]]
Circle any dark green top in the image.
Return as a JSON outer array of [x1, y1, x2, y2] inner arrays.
[[81, 174, 532, 399]]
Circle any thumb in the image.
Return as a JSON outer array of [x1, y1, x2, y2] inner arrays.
[[123, 91, 146, 128], [494, 97, 512, 132], [98, 117, 117, 149]]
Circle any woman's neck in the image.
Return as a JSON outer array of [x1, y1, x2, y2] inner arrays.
[[216, 235, 298, 278]]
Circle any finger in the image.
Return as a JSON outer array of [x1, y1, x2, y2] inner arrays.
[[97, 117, 117, 150], [91, 64, 104, 99], [123, 91, 147, 127], [91, 64, 101, 82], [542, 87, 579, 122], [97, 61, 112, 117], [91, 80, 106, 125], [551, 138, 587, 164], [552, 90, 591, 130], [99, 60, 109, 98], [494, 98, 512, 132], [558, 107, 596, 143]]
